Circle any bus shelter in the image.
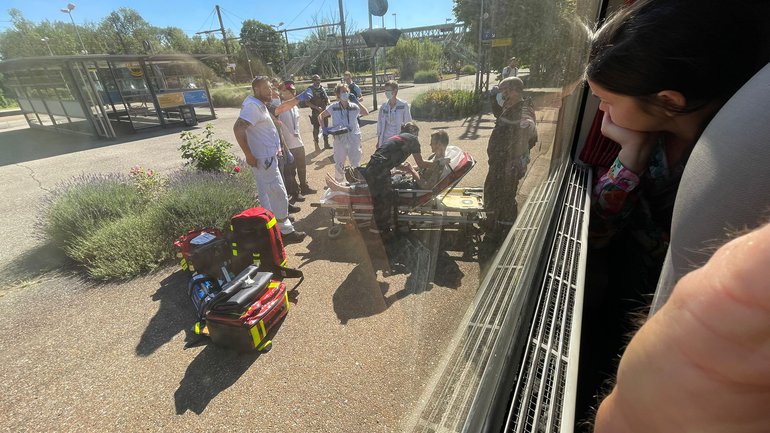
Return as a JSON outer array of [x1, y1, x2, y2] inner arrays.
[[0, 54, 223, 139]]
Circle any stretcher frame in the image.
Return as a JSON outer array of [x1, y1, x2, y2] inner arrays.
[[311, 150, 486, 241]]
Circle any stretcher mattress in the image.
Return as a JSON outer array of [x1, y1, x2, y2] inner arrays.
[[320, 146, 474, 207]]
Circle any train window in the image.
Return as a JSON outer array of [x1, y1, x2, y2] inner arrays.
[[0, 0, 605, 432]]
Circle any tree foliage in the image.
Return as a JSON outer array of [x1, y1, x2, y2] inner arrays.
[[452, 0, 592, 87], [239, 20, 284, 69], [388, 38, 443, 80]]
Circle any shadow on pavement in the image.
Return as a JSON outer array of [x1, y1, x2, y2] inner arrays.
[[459, 113, 494, 141], [0, 241, 68, 285], [136, 271, 194, 357], [174, 344, 261, 415], [332, 262, 389, 324], [331, 231, 466, 324], [0, 123, 201, 167]]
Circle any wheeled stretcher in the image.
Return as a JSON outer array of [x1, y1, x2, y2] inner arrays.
[[312, 146, 485, 240]]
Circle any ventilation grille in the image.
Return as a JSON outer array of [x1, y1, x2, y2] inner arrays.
[[505, 164, 590, 433], [409, 166, 567, 433]]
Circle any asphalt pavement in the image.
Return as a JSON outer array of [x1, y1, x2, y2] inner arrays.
[[0, 74, 558, 432]]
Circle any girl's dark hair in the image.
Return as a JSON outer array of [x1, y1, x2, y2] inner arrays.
[[587, 0, 770, 113]]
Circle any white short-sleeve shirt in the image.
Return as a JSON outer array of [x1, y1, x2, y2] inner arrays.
[[277, 106, 304, 149], [239, 95, 280, 159], [376, 98, 412, 147], [324, 101, 362, 135]]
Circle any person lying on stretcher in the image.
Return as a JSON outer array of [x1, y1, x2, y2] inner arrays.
[[325, 130, 452, 194]]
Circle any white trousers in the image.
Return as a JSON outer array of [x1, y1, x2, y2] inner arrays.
[[333, 133, 362, 182], [251, 158, 295, 234]]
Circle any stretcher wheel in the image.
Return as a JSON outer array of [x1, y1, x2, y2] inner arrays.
[[328, 225, 345, 239]]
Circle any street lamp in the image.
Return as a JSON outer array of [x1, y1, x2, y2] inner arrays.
[[270, 22, 287, 77], [60, 3, 87, 54], [392, 13, 397, 29], [41, 37, 53, 56]]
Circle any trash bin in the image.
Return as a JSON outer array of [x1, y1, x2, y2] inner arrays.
[[180, 105, 198, 126]]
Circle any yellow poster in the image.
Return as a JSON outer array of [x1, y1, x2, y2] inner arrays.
[[491, 38, 513, 48], [157, 92, 184, 108]]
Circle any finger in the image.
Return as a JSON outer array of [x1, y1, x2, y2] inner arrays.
[[596, 223, 770, 432]]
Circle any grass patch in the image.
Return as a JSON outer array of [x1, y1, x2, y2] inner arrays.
[[411, 89, 483, 120]]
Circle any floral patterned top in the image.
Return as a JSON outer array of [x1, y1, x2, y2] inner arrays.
[[590, 137, 686, 257]]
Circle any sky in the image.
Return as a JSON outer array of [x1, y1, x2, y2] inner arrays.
[[0, 0, 457, 43]]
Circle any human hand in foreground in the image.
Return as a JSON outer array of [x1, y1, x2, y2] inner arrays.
[[600, 111, 656, 175], [594, 223, 770, 433]]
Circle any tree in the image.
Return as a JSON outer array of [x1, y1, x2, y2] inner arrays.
[[99, 8, 157, 54], [239, 20, 284, 70], [388, 38, 443, 80], [452, 0, 590, 87]]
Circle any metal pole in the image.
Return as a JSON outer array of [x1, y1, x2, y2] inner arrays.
[[338, 0, 348, 72], [42, 38, 53, 56], [67, 12, 87, 54], [475, 0, 484, 94], [369, 13, 378, 111], [216, 5, 231, 59]]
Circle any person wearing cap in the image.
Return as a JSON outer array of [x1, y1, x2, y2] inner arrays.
[[232, 76, 308, 244], [376, 80, 413, 149], [318, 83, 369, 182], [305, 74, 331, 150], [278, 81, 316, 199], [482, 76, 538, 241]]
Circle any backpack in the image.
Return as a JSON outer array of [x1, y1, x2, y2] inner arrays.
[[188, 273, 221, 320], [229, 207, 304, 283], [173, 227, 232, 278]]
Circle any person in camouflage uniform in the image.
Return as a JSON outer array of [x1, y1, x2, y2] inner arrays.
[[483, 77, 538, 240], [305, 74, 331, 150]]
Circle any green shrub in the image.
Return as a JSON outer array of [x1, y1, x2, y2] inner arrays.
[[43, 174, 146, 252], [67, 213, 167, 280], [461, 64, 476, 75], [149, 169, 256, 243], [414, 70, 441, 84], [179, 123, 237, 172], [129, 165, 167, 200], [411, 89, 483, 120], [43, 167, 257, 280], [209, 86, 251, 107]]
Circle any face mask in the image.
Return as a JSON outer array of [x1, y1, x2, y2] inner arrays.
[[385, 90, 394, 100], [271, 97, 281, 107], [496, 92, 505, 107], [340, 92, 350, 101]]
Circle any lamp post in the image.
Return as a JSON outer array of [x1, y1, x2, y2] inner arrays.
[[41, 37, 53, 56], [392, 13, 397, 29], [60, 3, 87, 54], [270, 22, 287, 76]]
